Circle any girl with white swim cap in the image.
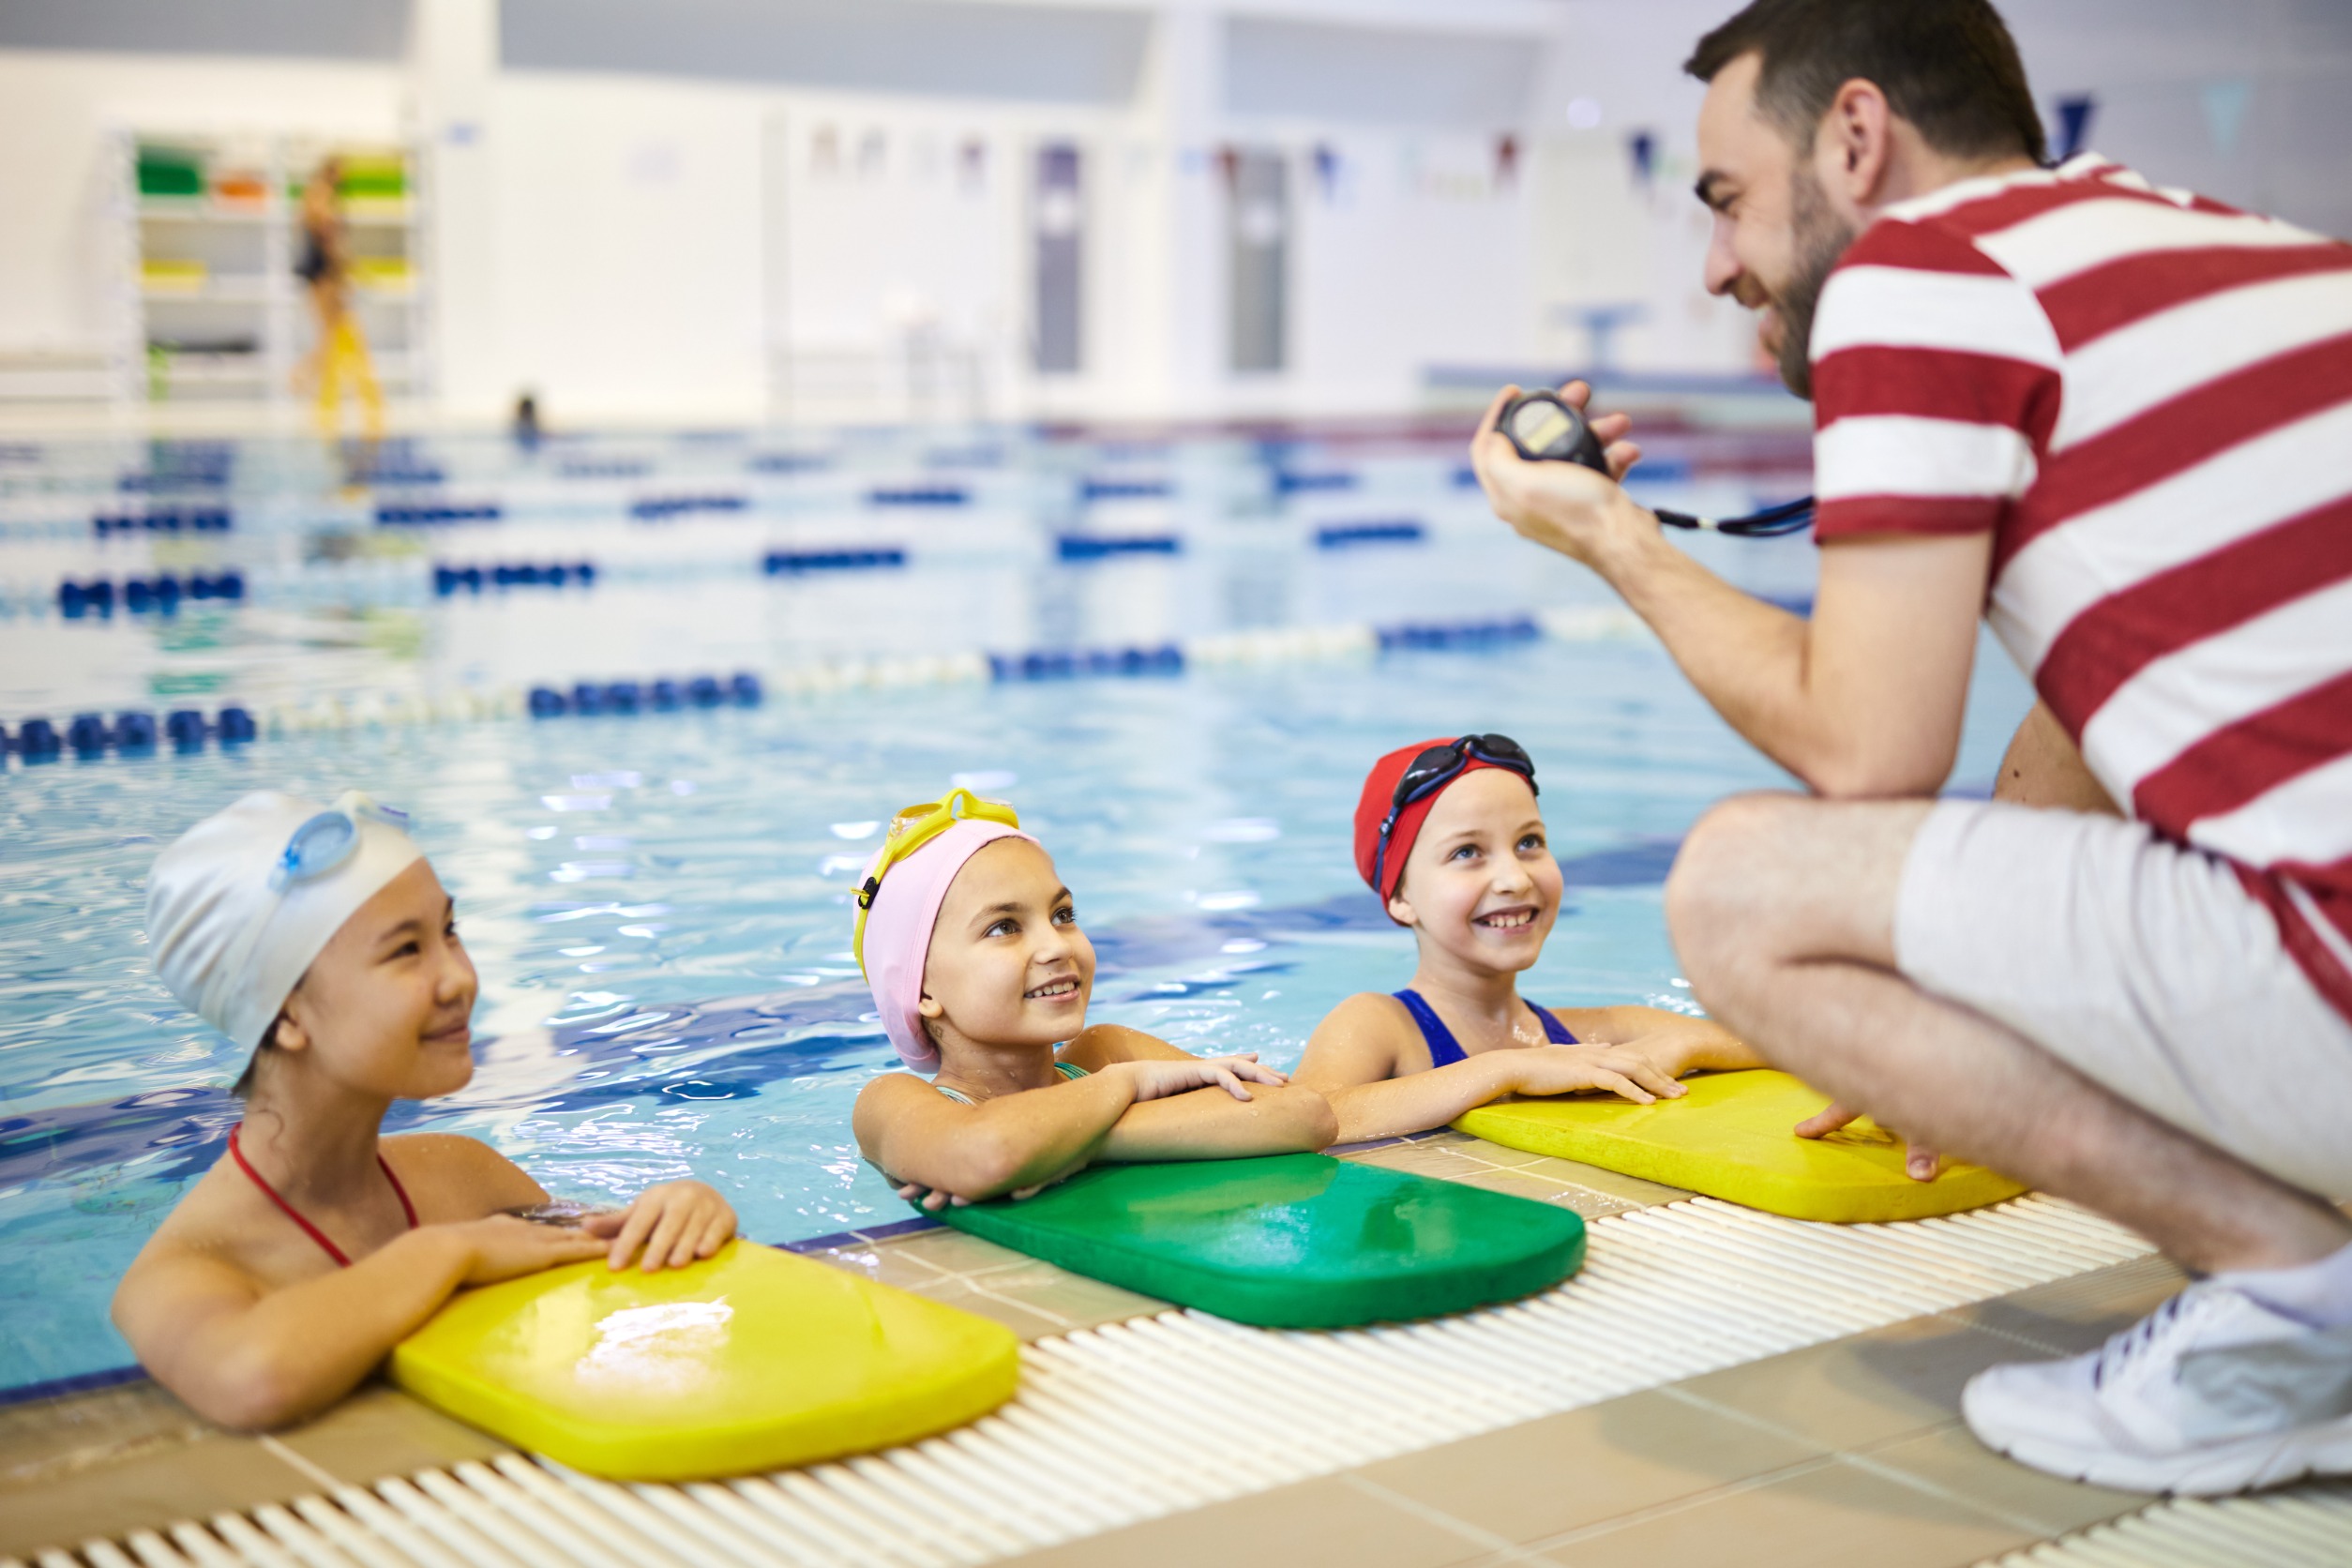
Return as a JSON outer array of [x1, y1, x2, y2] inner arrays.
[[849, 791, 1337, 1211], [113, 790, 737, 1430]]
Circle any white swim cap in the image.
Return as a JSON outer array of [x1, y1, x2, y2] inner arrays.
[[145, 790, 426, 1052]]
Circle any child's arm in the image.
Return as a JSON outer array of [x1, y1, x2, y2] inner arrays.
[[1068, 1026, 1335, 1161], [856, 1052, 1290, 1210], [1295, 994, 1684, 1143], [112, 1216, 609, 1430], [1545, 1006, 1762, 1078], [398, 1134, 739, 1273]]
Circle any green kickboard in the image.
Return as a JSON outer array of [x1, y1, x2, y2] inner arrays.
[[931, 1153, 1586, 1328], [1455, 1069, 2028, 1223]]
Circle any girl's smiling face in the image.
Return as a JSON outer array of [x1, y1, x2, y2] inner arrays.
[[917, 838, 1096, 1054], [1387, 768, 1561, 974], [272, 858, 480, 1100]]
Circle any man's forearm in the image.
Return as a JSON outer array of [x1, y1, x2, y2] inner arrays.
[[1595, 509, 1824, 778]]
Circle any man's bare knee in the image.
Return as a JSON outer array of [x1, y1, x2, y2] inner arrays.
[[1666, 792, 1807, 985]]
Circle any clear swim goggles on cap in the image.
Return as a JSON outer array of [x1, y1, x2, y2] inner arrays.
[[268, 797, 412, 890], [1372, 733, 1537, 897], [852, 789, 1020, 978], [218, 794, 415, 1018]]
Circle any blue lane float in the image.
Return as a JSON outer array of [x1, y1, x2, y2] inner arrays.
[[433, 562, 596, 595], [1056, 535, 1180, 562], [2, 706, 256, 761], [117, 444, 233, 492], [1078, 477, 1173, 502], [1377, 615, 1543, 652], [629, 493, 747, 521], [747, 453, 829, 475], [92, 505, 233, 536], [763, 548, 906, 575], [867, 484, 969, 507], [348, 461, 446, 487], [57, 573, 246, 616], [1316, 520, 1425, 549], [375, 501, 504, 526], [988, 644, 1184, 682], [528, 671, 761, 718], [1274, 470, 1357, 495], [11, 718, 59, 761]]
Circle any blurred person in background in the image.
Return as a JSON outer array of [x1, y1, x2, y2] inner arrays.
[[294, 156, 384, 439]]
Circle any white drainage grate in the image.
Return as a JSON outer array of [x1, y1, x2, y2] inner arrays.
[[1981, 1483, 2352, 1566], [27, 1196, 2171, 1567]]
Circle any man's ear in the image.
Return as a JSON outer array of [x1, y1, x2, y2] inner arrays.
[[1818, 77, 1894, 206]]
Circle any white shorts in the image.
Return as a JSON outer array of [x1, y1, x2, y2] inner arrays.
[[1895, 800, 2352, 1202]]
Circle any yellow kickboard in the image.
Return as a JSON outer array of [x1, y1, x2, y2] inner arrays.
[[1455, 1069, 2026, 1223], [390, 1240, 1018, 1481]]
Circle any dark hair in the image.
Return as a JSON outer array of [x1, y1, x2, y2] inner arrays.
[[1685, 0, 2046, 164], [231, 1012, 288, 1098]]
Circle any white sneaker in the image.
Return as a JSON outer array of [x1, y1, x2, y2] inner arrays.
[[1962, 1276, 2352, 1495]]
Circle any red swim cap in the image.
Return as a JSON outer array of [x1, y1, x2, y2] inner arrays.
[[1352, 738, 1528, 915]]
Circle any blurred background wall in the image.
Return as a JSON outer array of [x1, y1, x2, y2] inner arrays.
[[2, 0, 2346, 425]]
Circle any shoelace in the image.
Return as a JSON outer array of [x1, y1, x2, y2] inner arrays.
[[2091, 1288, 2216, 1389]]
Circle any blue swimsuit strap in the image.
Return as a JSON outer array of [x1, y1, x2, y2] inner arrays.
[[1393, 988, 1577, 1071]]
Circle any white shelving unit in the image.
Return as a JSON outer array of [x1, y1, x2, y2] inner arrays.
[[109, 128, 431, 409]]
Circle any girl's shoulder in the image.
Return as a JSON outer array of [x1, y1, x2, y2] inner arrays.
[[1060, 1023, 1177, 1067], [1294, 991, 1422, 1085], [1317, 989, 1422, 1037], [379, 1132, 544, 1216]]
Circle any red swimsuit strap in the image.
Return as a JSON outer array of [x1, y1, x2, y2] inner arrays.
[[227, 1123, 416, 1269]]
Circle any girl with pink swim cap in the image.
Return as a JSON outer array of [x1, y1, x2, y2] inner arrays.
[[850, 792, 1336, 1210]]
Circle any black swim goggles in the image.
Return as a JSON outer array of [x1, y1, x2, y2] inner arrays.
[[1371, 733, 1537, 897]]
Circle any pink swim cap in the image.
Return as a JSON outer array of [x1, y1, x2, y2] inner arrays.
[[859, 818, 1037, 1071]]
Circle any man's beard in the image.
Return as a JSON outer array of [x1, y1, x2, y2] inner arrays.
[[1772, 168, 1861, 400]]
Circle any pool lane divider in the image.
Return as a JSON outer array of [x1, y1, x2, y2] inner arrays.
[[0, 606, 1646, 758], [433, 561, 596, 594], [55, 572, 248, 615], [92, 505, 234, 535]]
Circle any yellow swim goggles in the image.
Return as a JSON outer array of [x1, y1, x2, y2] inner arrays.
[[851, 789, 1021, 979]]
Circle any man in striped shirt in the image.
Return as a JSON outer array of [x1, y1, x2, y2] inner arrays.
[[1473, 0, 2352, 1497]]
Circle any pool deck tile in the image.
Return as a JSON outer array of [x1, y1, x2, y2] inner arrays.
[[800, 1238, 958, 1290], [2, 1420, 315, 1559], [262, 1382, 511, 1485], [892, 1273, 1076, 1341], [1349, 1389, 1825, 1543], [1666, 1313, 2038, 1452], [1856, 1423, 2145, 1538], [1953, 1251, 2189, 1356], [998, 1472, 1504, 1568], [884, 1225, 1040, 1278], [1532, 1455, 2038, 1568], [963, 1259, 1171, 1334]]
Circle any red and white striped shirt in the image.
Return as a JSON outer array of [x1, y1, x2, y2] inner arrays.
[[1810, 154, 2352, 1023]]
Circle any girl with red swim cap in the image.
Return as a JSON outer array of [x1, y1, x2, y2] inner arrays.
[[1294, 735, 1760, 1144]]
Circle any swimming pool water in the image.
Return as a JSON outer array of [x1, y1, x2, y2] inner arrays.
[[0, 628, 2032, 1393], [0, 412, 2033, 1390]]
